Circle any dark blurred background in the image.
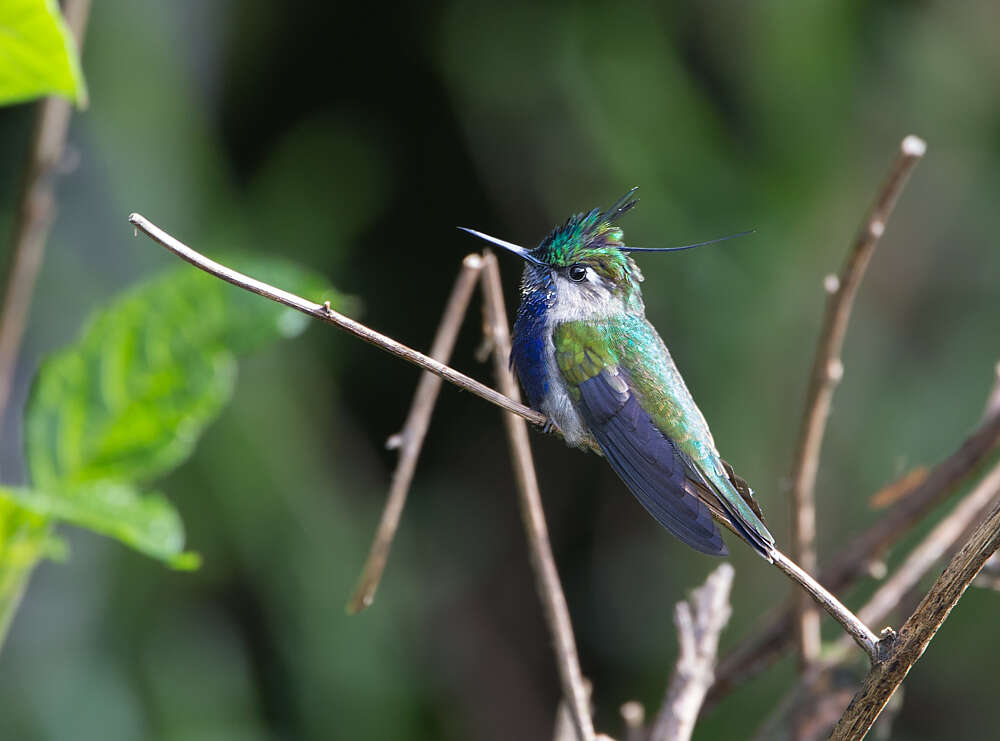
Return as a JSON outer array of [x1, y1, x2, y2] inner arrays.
[[1, 1, 999, 739]]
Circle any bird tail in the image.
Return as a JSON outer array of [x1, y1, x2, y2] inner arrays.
[[717, 460, 775, 561], [687, 459, 775, 561]]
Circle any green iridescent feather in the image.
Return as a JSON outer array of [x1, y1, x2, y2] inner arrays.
[[553, 316, 773, 554]]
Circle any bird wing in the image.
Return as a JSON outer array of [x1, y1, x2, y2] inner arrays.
[[553, 318, 774, 559], [553, 320, 728, 555]]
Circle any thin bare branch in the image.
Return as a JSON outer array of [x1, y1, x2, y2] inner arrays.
[[693, 495, 880, 661], [708, 381, 1000, 706], [869, 467, 928, 510], [129, 213, 546, 427], [771, 549, 881, 662], [650, 564, 735, 741], [759, 461, 1000, 740], [822, 408, 1000, 593], [553, 680, 594, 741], [347, 255, 484, 613], [788, 135, 926, 669], [984, 361, 1000, 421], [855, 460, 1000, 630], [830, 495, 1000, 739], [0, 0, 92, 429], [751, 668, 862, 741], [620, 702, 645, 741], [480, 252, 594, 741]]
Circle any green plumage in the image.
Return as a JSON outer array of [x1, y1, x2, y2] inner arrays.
[[554, 317, 772, 556]]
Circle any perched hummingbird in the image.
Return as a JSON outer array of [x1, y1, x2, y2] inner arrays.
[[461, 189, 775, 560]]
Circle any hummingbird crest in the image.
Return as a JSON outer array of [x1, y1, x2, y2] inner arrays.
[[534, 188, 638, 264]]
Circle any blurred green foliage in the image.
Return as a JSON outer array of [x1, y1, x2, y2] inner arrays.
[[0, 0, 87, 106], [0, 257, 343, 643], [0, 1, 998, 740], [25, 259, 340, 489]]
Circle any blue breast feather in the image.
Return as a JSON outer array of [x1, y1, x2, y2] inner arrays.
[[511, 282, 553, 410]]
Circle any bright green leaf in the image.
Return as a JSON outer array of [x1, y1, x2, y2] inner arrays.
[[0, 0, 87, 107], [4, 251, 343, 590], [0, 483, 198, 570], [0, 498, 53, 643], [25, 255, 343, 490]]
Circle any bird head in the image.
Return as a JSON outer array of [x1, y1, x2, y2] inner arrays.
[[460, 188, 750, 316]]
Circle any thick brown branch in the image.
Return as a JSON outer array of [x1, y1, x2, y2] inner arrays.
[[829, 494, 1000, 739], [708, 389, 1000, 705], [789, 135, 925, 669], [479, 252, 594, 741], [0, 0, 92, 428], [347, 255, 484, 613]]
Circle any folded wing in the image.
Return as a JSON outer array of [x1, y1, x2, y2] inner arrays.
[[555, 327, 728, 555]]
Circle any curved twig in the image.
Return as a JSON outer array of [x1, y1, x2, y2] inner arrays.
[[788, 135, 925, 669], [0, 0, 92, 428], [480, 253, 595, 741], [347, 255, 484, 613]]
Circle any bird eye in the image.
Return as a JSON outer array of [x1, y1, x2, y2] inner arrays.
[[568, 264, 588, 282]]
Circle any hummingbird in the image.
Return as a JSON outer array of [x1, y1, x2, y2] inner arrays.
[[461, 188, 775, 560]]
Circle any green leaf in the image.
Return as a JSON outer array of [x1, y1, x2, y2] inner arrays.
[[0, 498, 53, 643], [0, 483, 198, 570], [25, 255, 342, 490], [0, 0, 87, 107], [13, 254, 343, 577]]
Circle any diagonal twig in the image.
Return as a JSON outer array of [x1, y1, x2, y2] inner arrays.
[[756, 457, 1000, 740], [788, 135, 925, 670], [0, 0, 92, 431], [650, 563, 735, 741], [347, 254, 484, 613], [479, 252, 594, 741], [128, 213, 546, 427], [828, 459, 1000, 670], [771, 548, 880, 662], [553, 680, 593, 741], [853, 459, 1000, 632], [829, 491, 1000, 739], [707, 375, 1000, 706]]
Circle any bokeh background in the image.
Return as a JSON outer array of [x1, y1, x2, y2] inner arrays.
[[1, 1, 999, 739]]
